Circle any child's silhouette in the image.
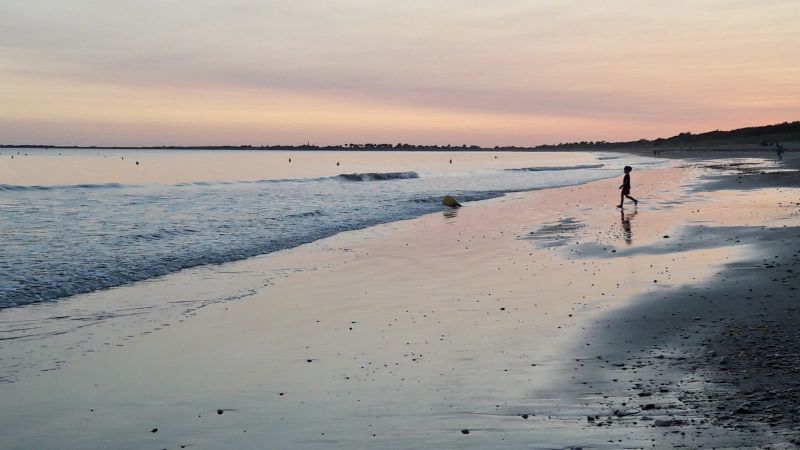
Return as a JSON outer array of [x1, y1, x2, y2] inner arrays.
[[617, 166, 638, 208]]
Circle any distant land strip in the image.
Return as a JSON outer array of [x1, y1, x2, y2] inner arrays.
[[2, 120, 798, 151]]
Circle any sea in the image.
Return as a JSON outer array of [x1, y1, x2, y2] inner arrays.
[[0, 149, 662, 310]]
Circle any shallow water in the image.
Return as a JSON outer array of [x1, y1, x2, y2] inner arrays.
[[0, 149, 661, 308]]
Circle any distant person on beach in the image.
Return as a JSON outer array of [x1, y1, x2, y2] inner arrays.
[[617, 166, 638, 208]]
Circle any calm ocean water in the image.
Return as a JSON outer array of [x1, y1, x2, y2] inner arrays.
[[0, 149, 661, 309]]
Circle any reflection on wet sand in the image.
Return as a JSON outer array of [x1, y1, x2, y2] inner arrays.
[[620, 210, 637, 244], [442, 208, 459, 220]]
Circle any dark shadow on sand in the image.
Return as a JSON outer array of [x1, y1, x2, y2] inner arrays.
[[572, 225, 779, 259], [556, 224, 800, 444]]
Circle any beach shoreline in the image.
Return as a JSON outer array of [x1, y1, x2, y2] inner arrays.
[[1, 151, 799, 448]]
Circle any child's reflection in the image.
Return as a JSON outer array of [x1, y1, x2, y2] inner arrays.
[[621, 210, 637, 244]]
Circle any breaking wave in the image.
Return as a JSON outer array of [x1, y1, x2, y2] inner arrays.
[[506, 164, 605, 172], [336, 171, 419, 182], [0, 182, 127, 191]]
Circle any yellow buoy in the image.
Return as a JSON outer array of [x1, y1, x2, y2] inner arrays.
[[442, 195, 461, 208]]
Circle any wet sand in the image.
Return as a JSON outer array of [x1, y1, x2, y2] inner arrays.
[[1, 153, 799, 449]]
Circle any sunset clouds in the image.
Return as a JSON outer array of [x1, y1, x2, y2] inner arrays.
[[1, 0, 798, 145]]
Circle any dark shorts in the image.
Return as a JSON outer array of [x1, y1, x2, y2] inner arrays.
[[622, 186, 631, 195]]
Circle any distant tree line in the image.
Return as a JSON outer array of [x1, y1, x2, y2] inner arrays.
[[2, 121, 798, 151], [0, 143, 490, 151], [535, 121, 800, 149]]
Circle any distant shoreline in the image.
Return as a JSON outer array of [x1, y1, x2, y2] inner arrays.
[[1, 144, 796, 153], [2, 120, 798, 152]]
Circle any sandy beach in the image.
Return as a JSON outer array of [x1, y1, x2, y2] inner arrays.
[[2, 151, 800, 449]]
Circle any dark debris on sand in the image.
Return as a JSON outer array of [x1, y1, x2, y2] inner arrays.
[[681, 307, 800, 437], [678, 158, 800, 442], [572, 157, 800, 447], [648, 226, 799, 445]]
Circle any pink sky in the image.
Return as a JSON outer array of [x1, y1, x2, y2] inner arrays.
[[1, 0, 798, 146]]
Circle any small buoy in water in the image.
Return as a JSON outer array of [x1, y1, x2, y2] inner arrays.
[[449, 159, 452, 164], [336, 161, 340, 166], [135, 161, 139, 165], [442, 195, 461, 208], [288, 157, 291, 163]]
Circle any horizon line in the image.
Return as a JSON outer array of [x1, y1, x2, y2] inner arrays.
[[2, 119, 798, 150]]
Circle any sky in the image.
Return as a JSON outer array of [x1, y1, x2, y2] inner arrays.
[[1, 0, 798, 146]]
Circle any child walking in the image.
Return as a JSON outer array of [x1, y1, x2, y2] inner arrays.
[[617, 165, 638, 208]]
